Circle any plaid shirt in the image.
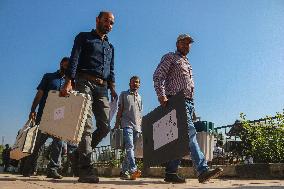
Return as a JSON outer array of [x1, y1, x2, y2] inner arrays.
[[153, 51, 194, 99]]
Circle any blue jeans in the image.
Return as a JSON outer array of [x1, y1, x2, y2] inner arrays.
[[166, 99, 208, 176], [122, 127, 139, 173]]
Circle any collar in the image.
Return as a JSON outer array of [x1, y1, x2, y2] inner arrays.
[[128, 89, 138, 96], [175, 51, 188, 60], [91, 29, 109, 41], [56, 70, 65, 78]]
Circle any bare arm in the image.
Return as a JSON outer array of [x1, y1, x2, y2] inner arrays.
[[60, 77, 73, 97], [29, 90, 44, 121], [158, 96, 169, 107]]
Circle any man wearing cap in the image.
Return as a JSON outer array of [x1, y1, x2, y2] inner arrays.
[[153, 34, 223, 183]]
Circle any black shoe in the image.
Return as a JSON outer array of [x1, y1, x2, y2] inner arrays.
[[198, 167, 223, 183], [23, 171, 37, 177], [78, 175, 99, 183], [46, 170, 63, 179], [164, 173, 186, 183], [72, 168, 79, 177], [78, 167, 99, 183], [22, 173, 31, 177]]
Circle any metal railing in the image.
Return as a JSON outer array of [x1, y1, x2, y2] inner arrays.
[[92, 145, 124, 167]]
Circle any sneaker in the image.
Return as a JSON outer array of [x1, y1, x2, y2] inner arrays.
[[78, 167, 99, 183], [120, 171, 130, 180], [198, 167, 223, 183], [46, 170, 63, 179], [130, 170, 141, 180], [164, 173, 186, 183]]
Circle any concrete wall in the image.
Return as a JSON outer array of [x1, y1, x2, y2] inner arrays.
[[95, 163, 284, 179], [235, 163, 284, 179]]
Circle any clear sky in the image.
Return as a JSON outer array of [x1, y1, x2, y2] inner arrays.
[[0, 0, 284, 146]]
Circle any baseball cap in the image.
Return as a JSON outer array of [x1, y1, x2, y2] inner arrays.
[[177, 34, 194, 43]]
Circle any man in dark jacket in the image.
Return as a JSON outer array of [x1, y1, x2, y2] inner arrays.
[[61, 11, 117, 183], [22, 57, 69, 179], [2, 144, 11, 172]]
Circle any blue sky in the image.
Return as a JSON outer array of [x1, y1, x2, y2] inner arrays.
[[0, 0, 284, 145]]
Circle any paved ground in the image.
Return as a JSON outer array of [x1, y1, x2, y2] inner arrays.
[[0, 174, 283, 189]]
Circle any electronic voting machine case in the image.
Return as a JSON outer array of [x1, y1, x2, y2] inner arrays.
[[39, 90, 91, 144], [10, 120, 38, 160]]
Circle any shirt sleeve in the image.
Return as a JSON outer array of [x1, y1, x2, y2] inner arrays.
[[140, 95, 143, 112], [188, 63, 195, 98], [36, 74, 49, 91], [118, 92, 124, 107], [153, 53, 173, 97], [108, 44, 115, 83], [66, 33, 83, 79]]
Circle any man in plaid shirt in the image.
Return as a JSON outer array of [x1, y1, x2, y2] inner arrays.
[[153, 34, 223, 183]]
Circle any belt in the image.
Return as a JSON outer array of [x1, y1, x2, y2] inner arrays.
[[77, 73, 107, 86], [167, 95, 193, 101]]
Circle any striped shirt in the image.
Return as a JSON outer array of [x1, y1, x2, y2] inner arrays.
[[153, 51, 194, 99]]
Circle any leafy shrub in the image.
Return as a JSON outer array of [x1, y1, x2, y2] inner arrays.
[[240, 111, 284, 163]]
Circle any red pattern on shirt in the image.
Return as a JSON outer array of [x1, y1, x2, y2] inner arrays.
[[153, 52, 194, 99]]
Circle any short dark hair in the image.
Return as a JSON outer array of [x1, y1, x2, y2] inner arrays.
[[60, 57, 69, 63], [130, 75, 140, 82], [98, 11, 111, 19]]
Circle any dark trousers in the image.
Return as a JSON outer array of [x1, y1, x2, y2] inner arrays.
[[75, 77, 110, 170], [66, 143, 79, 176], [3, 160, 10, 172], [22, 131, 63, 175]]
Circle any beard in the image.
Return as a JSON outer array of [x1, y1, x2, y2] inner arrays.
[[97, 23, 110, 35], [178, 48, 189, 56], [60, 66, 67, 74]]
